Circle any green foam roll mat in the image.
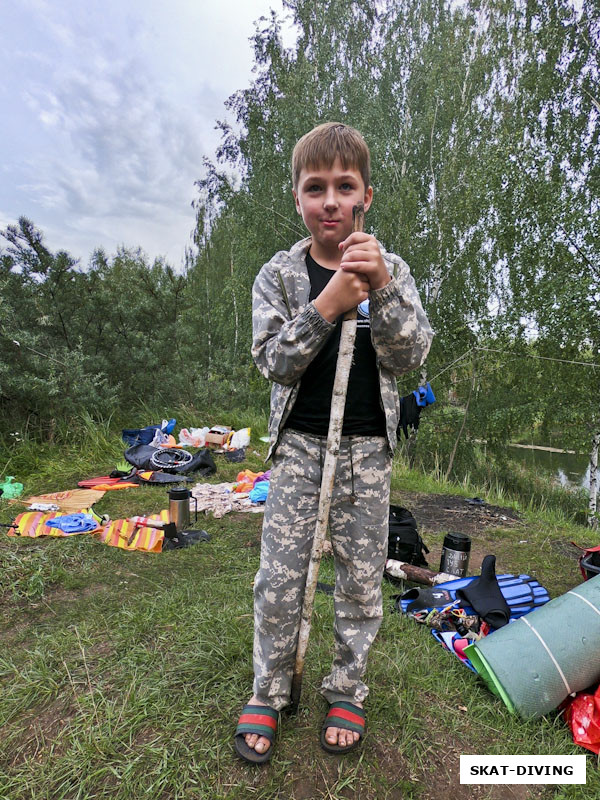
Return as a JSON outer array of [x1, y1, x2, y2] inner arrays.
[[467, 573, 600, 719]]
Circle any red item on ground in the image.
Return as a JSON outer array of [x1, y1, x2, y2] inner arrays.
[[564, 684, 600, 754], [78, 476, 123, 488]]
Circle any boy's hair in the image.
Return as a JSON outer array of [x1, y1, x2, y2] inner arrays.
[[292, 122, 371, 191]]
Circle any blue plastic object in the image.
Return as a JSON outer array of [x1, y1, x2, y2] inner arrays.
[[413, 382, 436, 408], [249, 481, 269, 504], [45, 513, 98, 534], [399, 573, 550, 619], [122, 418, 176, 446]]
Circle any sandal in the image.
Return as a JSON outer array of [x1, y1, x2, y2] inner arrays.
[[234, 704, 279, 764], [320, 701, 365, 754]]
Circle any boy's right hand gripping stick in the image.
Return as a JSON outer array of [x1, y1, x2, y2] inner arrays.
[[290, 203, 365, 712]]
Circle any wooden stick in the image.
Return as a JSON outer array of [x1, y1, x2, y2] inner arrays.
[[290, 203, 365, 712], [384, 559, 457, 586]]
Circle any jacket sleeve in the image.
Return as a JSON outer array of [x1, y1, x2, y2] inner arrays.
[[251, 261, 335, 386], [369, 254, 434, 376]]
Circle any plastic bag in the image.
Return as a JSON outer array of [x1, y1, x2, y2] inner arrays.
[[249, 481, 269, 504], [45, 513, 99, 534], [228, 427, 251, 450], [151, 429, 171, 447], [179, 427, 209, 447], [0, 476, 24, 498], [564, 684, 600, 754]]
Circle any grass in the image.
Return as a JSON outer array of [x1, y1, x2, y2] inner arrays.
[[1, 417, 599, 799]]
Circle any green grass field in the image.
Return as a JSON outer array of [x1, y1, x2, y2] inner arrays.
[[1, 424, 599, 799]]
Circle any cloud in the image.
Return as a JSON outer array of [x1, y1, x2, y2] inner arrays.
[[2, 0, 284, 266], [16, 32, 205, 258]]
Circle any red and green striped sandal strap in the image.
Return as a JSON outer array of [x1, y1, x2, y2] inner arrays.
[[235, 704, 279, 742], [322, 702, 365, 736]]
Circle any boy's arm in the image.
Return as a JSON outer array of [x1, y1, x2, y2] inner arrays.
[[251, 263, 335, 385], [369, 255, 434, 376]]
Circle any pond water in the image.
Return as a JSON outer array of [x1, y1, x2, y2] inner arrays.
[[508, 444, 590, 491]]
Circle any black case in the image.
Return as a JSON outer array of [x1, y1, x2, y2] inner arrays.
[[387, 505, 429, 567]]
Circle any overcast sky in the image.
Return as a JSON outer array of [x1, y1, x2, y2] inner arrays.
[[1, 0, 289, 268]]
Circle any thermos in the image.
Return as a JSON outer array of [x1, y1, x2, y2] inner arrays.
[[439, 532, 471, 577], [168, 487, 192, 532]]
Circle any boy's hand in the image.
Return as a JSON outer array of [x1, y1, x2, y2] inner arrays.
[[338, 232, 391, 290], [313, 268, 370, 322]]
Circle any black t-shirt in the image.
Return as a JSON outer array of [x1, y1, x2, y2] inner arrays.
[[284, 250, 386, 437]]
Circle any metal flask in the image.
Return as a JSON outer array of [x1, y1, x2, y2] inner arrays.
[[439, 531, 471, 577], [168, 487, 191, 532]]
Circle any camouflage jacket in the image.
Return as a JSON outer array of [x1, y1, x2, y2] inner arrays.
[[252, 237, 433, 460]]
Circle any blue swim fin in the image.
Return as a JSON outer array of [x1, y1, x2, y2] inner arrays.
[[400, 571, 550, 618]]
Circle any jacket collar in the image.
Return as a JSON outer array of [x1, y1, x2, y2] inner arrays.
[[287, 236, 312, 262]]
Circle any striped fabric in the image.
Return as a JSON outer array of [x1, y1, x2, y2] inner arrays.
[[324, 702, 365, 735], [23, 489, 106, 512], [235, 705, 278, 740], [8, 509, 168, 554], [8, 510, 101, 538], [95, 510, 168, 553]]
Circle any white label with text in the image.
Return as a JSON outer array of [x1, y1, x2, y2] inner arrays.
[[460, 755, 586, 784]]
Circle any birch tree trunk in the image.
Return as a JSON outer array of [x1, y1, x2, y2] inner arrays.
[[445, 355, 477, 481], [588, 431, 599, 529], [230, 254, 238, 360], [205, 267, 212, 370]]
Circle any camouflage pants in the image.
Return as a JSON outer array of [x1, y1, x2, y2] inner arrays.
[[252, 428, 392, 711]]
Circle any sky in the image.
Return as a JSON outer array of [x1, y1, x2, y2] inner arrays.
[[0, 0, 289, 269]]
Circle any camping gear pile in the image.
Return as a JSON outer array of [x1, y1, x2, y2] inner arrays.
[[2, 418, 266, 552], [390, 508, 600, 754], [465, 573, 600, 718], [394, 554, 551, 673]]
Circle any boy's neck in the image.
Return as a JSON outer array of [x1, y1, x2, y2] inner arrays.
[[309, 240, 341, 270]]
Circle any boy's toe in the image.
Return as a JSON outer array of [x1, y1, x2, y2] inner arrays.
[[324, 726, 361, 747], [244, 733, 271, 753], [254, 737, 270, 753], [325, 726, 339, 744]]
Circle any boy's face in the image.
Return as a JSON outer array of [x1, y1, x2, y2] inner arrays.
[[293, 158, 373, 253]]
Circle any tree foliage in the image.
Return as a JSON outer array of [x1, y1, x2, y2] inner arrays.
[[1, 0, 598, 515], [188, 0, 598, 456]]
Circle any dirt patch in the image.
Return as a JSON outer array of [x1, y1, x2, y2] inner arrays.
[[131, 727, 162, 748], [247, 735, 548, 800], [43, 582, 107, 604], [2, 582, 107, 614], [418, 743, 546, 800], [548, 538, 581, 561], [87, 639, 115, 659], [0, 583, 109, 645], [398, 493, 522, 540], [2, 697, 77, 767]]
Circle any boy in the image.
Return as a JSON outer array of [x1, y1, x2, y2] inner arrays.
[[234, 123, 433, 763]]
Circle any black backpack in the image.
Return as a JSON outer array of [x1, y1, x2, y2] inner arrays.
[[387, 505, 429, 567]]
